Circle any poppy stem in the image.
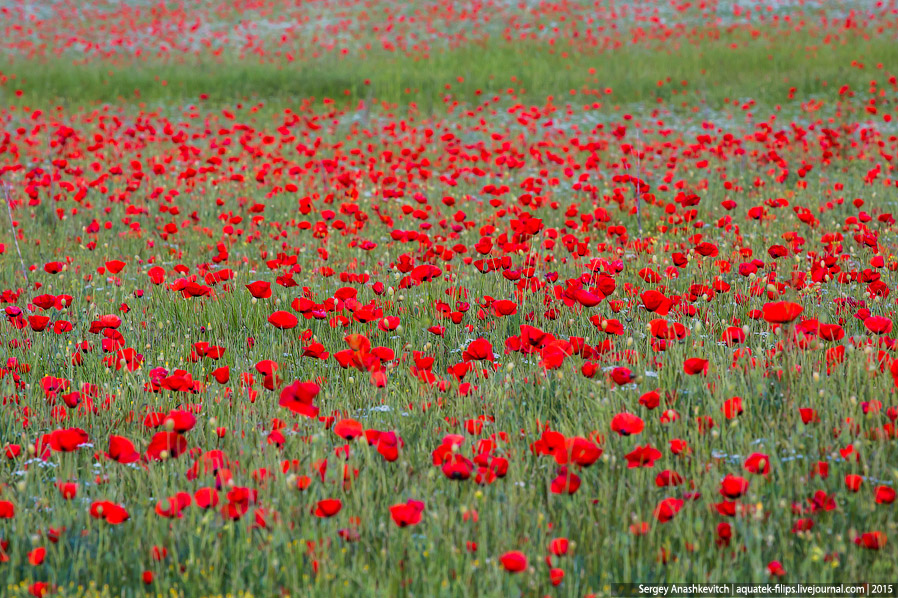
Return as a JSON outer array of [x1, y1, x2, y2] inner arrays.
[[2, 181, 29, 286]]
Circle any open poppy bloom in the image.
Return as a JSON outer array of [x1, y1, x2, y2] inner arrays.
[[625, 445, 662, 468], [720, 474, 750, 499], [49, 428, 89, 452], [499, 550, 528, 573], [246, 281, 272, 299], [462, 338, 495, 362], [875, 486, 896, 504], [610, 413, 644, 436], [854, 531, 887, 550], [548, 537, 569, 556], [653, 497, 684, 523], [89, 501, 130, 524], [313, 499, 342, 518], [767, 561, 786, 577], [683, 357, 709, 376], [744, 453, 770, 475], [333, 419, 364, 440], [279, 380, 320, 417], [762, 301, 803, 324], [268, 310, 299, 329], [389, 500, 425, 527], [56, 482, 78, 500]]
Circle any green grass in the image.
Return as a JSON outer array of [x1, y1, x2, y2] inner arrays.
[[3, 29, 897, 110]]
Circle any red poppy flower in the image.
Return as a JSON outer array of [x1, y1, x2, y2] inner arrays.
[[334, 419, 364, 440], [246, 281, 272, 299], [493, 300, 518, 316], [637, 268, 662, 283], [864, 316, 893, 335], [145, 432, 188, 461], [156, 492, 192, 518], [610, 413, 644, 436], [212, 366, 230, 383], [194, 488, 220, 509], [548, 537, 569, 556], [28, 547, 46, 566], [389, 500, 425, 527], [28, 315, 51, 332], [268, 310, 298, 329], [626, 520, 648, 536], [333, 520, 360, 541], [819, 323, 845, 341], [549, 567, 564, 586], [720, 474, 750, 498], [554, 437, 602, 467], [572, 288, 602, 308], [655, 470, 684, 487], [499, 550, 528, 573], [716, 522, 733, 547], [49, 428, 89, 452], [639, 390, 661, 410], [313, 499, 342, 518], [374, 431, 401, 462], [625, 445, 662, 468], [654, 497, 684, 522], [662, 410, 681, 424], [279, 380, 320, 417], [792, 518, 814, 534], [762, 301, 803, 324], [658, 409, 680, 431], [163, 410, 196, 433], [56, 482, 78, 500], [89, 501, 130, 524], [44, 261, 65, 274], [610, 367, 635, 385], [148, 266, 166, 285], [721, 397, 743, 419], [442, 454, 475, 480], [462, 338, 494, 361], [641, 290, 671, 315], [807, 490, 837, 513], [875, 486, 896, 504], [550, 468, 581, 495], [767, 561, 786, 577], [29, 582, 53, 597], [94, 314, 122, 330], [105, 260, 125, 274], [744, 453, 770, 475], [378, 316, 400, 331], [799, 408, 819, 424], [683, 357, 709, 376], [107, 435, 140, 464], [845, 474, 863, 492], [854, 531, 887, 550]]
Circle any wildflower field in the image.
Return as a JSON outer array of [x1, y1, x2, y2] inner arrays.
[[1, 1, 898, 596]]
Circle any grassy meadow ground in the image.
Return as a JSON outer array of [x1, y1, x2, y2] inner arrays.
[[1, 1, 898, 596]]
